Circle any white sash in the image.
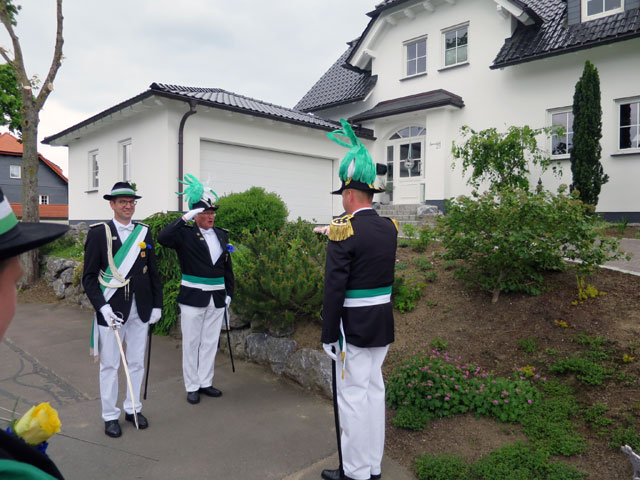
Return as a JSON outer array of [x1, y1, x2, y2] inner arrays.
[[101, 225, 148, 302]]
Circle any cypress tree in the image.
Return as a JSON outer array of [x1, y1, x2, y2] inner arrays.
[[570, 60, 608, 206]]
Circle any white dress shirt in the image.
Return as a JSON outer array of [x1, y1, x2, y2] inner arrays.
[[199, 227, 223, 265], [113, 218, 134, 243]]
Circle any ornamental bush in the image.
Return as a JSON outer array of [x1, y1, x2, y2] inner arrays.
[[437, 186, 624, 303], [232, 218, 327, 336], [214, 187, 288, 243]]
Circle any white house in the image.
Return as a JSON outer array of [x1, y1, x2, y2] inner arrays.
[[46, 0, 640, 222], [296, 0, 640, 220], [44, 85, 374, 223]]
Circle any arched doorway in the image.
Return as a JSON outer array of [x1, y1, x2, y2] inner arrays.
[[386, 126, 426, 204]]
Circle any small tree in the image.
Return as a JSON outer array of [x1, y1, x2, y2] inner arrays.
[[570, 60, 608, 206], [0, 0, 64, 285], [0, 62, 21, 133], [452, 125, 558, 191]]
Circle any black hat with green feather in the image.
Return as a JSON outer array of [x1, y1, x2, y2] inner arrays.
[[327, 119, 385, 195], [177, 174, 219, 211]]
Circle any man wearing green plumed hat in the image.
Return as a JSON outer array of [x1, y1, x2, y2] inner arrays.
[[320, 120, 398, 480], [158, 175, 234, 405]]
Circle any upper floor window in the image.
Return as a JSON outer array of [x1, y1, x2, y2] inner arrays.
[[443, 24, 468, 68], [619, 98, 640, 151], [404, 36, 427, 77], [582, 0, 624, 21], [549, 109, 574, 157], [119, 139, 132, 181], [9, 165, 21, 179], [89, 150, 99, 189], [39, 195, 49, 205]]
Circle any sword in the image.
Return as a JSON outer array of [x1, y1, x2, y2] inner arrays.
[[112, 312, 139, 429], [143, 324, 153, 400], [224, 305, 235, 373]]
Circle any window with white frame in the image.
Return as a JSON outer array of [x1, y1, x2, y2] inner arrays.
[[405, 36, 427, 77], [89, 150, 99, 189], [549, 109, 574, 156], [619, 98, 640, 151], [443, 24, 468, 67], [582, 0, 624, 21], [119, 139, 132, 181], [39, 195, 49, 205], [389, 126, 426, 178], [9, 164, 21, 179]]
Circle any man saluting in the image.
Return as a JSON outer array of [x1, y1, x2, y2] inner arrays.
[[82, 182, 163, 438], [158, 175, 234, 405]]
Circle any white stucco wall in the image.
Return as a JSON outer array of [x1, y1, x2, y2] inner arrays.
[[328, 0, 640, 214]]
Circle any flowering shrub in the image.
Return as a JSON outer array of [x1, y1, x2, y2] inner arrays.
[[386, 349, 541, 425]]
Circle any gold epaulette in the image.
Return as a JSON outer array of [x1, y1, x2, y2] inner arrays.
[[90, 222, 107, 228], [329, 214, 354, 242], [391, 218, 399, 232]]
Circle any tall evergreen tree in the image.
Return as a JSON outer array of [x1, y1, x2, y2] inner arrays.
[[570, 60, 608, 206]]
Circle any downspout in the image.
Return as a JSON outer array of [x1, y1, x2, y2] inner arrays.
[[178, 99, 198, 211]]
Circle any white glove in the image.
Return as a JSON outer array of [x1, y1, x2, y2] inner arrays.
[[99, 304, 123, 329], [182, 207, 205, 222], [149, 308, 162, 324], [322, 342, 339, 362], [225, 296, 231, 307]]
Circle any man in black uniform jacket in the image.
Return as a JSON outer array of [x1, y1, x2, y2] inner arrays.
[[158, 178, 234, 405], [321, 120, 398, 480], [0, 187, 67, 479], [82, 182, 163, 438]]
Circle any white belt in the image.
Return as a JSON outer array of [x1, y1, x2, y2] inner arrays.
[[343, 294, 391, 307], [181, 280, 226, 291]]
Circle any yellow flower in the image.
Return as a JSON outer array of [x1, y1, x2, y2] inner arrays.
[[139, 242, 146, 249], [14, 402, 61, 445]]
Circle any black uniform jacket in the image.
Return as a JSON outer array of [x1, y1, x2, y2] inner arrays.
[[0, 429, 64, 479], [321, 209, 397, 348], [82, 220, 163, 327], [157, 218, 234, 308]]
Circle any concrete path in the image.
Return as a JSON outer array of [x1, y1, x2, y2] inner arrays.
[[1, 303, 415, 480]]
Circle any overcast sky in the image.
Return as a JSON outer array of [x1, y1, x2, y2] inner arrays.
[[2, 0, 376, 174]]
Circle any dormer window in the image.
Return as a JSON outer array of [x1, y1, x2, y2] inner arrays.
[[582, 0, 624, 21], [404, 36, 427, 78]]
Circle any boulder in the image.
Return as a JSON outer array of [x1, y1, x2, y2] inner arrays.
[[59, 267, 75, 285], [52, 279, 66, 299], [284, 348, 332, 398]]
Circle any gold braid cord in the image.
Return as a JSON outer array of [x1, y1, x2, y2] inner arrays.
[[391, 218, 399, 232], [329, 214, 354, 242], [98, 224, 130, 298]]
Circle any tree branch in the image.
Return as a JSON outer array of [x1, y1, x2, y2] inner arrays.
[[0, 1, 30, 91], [35, 0, 63, 111]]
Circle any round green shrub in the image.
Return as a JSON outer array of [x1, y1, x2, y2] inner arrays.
[[214, 187, 288, 243]]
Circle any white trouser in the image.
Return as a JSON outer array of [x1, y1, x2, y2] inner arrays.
[[98, 300, 148, 421], [179, 298, 224, 392], [337, 343, 389, 480]]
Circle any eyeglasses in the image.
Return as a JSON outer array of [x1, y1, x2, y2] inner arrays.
[[200, 211, 216, 216], [116, 199, 137, 206]]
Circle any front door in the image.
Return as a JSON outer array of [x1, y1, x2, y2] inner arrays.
[[387, 126, 426, 204]]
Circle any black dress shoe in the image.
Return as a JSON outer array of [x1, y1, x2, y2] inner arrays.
[[321, 468, 356, 480], [187, 391, 200, 404], [199, 386, 222, 397], [370, 474, 381, 480], [124, 412, 148, 429], [104, 420, 121, 438]]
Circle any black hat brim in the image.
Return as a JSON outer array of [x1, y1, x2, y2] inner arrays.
[[191, 200, 219, 211], [331, 180, 385, 195], [0, 222, 69, 261]]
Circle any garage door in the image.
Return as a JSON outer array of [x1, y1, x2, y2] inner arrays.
[[200, 140, 334, 224]]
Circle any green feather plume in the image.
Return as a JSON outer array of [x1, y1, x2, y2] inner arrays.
[[326, 119, 376, 185]]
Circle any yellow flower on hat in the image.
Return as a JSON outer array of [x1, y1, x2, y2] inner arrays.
[[14, 402, 61, 445], [139, 241, 146, 249]]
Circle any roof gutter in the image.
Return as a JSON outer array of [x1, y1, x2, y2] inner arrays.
[[178, 100, 197, 212]]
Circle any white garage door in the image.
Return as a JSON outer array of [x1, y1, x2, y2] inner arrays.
[[200, 140, 333, 224]]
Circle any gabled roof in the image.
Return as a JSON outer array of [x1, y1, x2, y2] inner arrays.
[[44, 83, 375, 146], [349, 89, 464, 123], [294, 41, 377, 113], [492, 2, 640, 68], [0, 132, 68, 183]]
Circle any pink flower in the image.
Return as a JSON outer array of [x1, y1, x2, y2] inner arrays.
[[493, 400, 499, 405], [527, 399, 533, 404], [504, 399, 509, 403], [427, 395, 432, 400]]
